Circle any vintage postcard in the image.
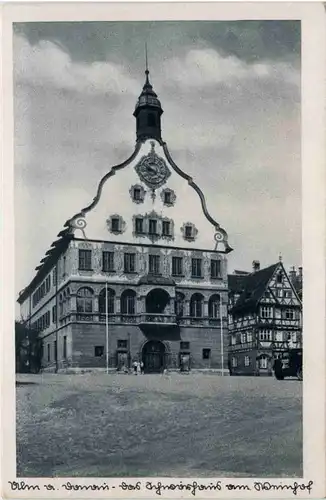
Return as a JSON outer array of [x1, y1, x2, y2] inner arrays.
[[1, 2, 325, 499]]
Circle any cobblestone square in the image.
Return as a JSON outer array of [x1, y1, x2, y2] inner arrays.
[[16, 373, 302, 478]]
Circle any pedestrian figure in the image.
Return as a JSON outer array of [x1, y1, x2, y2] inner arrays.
[[133, 360, 138, 375], [136, 361, 141, 375], [140, 361, 144, 374]]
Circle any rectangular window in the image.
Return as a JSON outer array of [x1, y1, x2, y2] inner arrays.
[[162, 220, 171, 236], [133, 188, 141, 201], [284, 290, 293, 298], [247, 331, 253, 343], [259, 329, 272, 341], [185, 225, 193, 239], [102, 251, 114, 272], [47, 343, 51, 362], [172, 256, 183, 276], [211, 259, 221, 278], [180, 341, 190, 351], [117, 340, 128, 349], [261, 306, 272, 318], [135, 217, 144, 234], [149, 255, 160, 275], [63, 336, 67, 359], [149, 219, 158, 235], [232, 357, 238, 368], [111, 217, 120, 232], [54, 340, 57, 362], [241, 333, 246, 344], [164, 191, 172, 204], [231, 335, 236, 345], [244, 356, 250, 367], [94, 346, 104, 357], [275, 331, 283, 342], [285, 309, 295, 320], [202, 348, 211, 360], [79, 249, 92, 270], [52, 268, 57, 287], [124, 253, 136, 273], [191, 258, 202, 278]]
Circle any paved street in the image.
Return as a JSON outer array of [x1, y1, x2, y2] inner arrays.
[[16, 373, 302, 478]]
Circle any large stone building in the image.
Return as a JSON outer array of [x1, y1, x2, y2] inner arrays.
[[17, 67, 233, 373], [228, 260, 302, 376]]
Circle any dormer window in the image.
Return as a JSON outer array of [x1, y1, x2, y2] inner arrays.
[[111, 218, 120, 232], [181, 222, 198, 241], [107, 214, 125, 235], [161, 188, 176, 207], [149, 219, 157, 235], [129, 184, 145, 204], [134, 188, 141, 201], [164, 191, 171, 204]]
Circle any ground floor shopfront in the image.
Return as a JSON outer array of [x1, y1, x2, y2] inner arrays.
[[40, 320, 228, 373]]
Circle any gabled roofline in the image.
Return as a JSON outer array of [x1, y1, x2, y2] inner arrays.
[[162, 142, 233, 254], [230, 262, 280, 314], [66, 143, 141, 231]]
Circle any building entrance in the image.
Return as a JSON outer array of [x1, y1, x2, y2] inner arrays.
[[142, 340, 166, 373]]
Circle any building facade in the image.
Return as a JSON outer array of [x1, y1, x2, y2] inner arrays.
[[18, 67, 232, 373], [228, 260, 302, 376]]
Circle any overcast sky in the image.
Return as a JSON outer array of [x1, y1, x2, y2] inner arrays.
[[14, 21, 301, 295]]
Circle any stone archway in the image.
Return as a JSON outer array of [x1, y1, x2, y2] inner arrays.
[[142, 340, 166, 373], [145, 288, 170, 314]]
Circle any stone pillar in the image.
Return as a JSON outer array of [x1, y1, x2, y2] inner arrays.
[[116, 296, 121, 314], [169, 298, 175, 315], [137, 296, 145, 314], [70, 296, 77, 312], [184, 300, 190, 316], [203, 300, 209, 317]]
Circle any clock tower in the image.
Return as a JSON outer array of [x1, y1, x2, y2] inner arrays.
[[133, 67, 163, 143]]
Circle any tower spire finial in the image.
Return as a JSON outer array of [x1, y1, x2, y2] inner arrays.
[[145, 42, 149, 84]]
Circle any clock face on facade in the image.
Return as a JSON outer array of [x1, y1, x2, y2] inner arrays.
[[135, 146, 171, 189]]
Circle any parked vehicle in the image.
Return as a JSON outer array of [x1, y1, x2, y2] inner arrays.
[[273, 348, 303, 381]]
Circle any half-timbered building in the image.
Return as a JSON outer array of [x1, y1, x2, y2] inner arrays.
[[17, 66, 232, 373], [228, 260, 302, 376]]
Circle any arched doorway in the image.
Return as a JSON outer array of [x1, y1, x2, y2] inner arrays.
[[142, 340, 166, 373], [145, 289, 170, 314]]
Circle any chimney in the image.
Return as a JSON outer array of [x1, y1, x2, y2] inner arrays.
[[298, 267, 302, 279], [289, 266, 296, 283], [252, 260, 260, 273]]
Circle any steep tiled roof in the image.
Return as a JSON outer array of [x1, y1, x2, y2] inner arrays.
[[228, 274, 248, 295], [230, 263, 280, 313]]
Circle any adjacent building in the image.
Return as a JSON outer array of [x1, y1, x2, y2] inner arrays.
[[17, 67, 232, 373], [228, 260, 302, 376]]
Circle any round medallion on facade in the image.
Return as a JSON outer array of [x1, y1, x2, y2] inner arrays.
[[135, 141, 171, 189]]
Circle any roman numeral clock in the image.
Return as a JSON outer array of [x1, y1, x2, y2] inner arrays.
[[135, 142, 171, 198]]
